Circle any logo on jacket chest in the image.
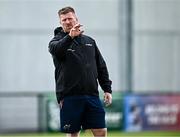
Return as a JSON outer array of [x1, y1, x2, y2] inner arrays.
[[67, 49, 75, 52], [67, 43, 93, 53], [85, 43, 93, 47]]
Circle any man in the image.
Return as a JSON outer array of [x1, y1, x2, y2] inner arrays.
[[48, 6, 112, 137]]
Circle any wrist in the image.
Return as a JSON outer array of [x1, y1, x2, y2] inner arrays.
[[68, 34, 74, 39], [104, 91, 112, 94]]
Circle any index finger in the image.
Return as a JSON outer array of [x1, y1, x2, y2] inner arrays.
[[74, 23, 83, 28]]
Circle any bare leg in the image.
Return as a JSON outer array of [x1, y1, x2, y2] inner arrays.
[[91, 128, 107, 137], [66, 132, 80, 137]]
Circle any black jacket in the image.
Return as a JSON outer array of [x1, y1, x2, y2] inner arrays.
[[49, 27, 112, 103]]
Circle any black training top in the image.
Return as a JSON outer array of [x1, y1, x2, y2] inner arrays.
[[49, 27, 112, 103]]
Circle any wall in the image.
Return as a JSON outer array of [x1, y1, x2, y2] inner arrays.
[[0, 0, 121, 92], [133, 0, 180, 92]]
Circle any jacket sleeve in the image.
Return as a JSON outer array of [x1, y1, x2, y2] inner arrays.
[[48, 34, 73, 59], [95, 41, 112, 93]]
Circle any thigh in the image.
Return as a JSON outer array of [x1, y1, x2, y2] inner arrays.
[[82, 96, 106, 130], [60, 96, 84, 133]]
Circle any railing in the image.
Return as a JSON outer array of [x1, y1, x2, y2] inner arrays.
[[0, 92, 54, 133]]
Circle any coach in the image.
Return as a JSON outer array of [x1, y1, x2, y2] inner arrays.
[[48, 6, 112, 137]]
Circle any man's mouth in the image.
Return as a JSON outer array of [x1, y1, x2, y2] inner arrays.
[[66, 25, 72, 29]]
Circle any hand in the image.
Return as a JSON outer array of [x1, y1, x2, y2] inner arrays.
[[69, 23, 84, 38], [104, 92, 112, 106]]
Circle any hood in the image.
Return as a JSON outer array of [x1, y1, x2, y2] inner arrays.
[[54, 27, 64, 36]]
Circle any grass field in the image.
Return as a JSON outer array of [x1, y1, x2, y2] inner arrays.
[[0, 131, 180, 137]]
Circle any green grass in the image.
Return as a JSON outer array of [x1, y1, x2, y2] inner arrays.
[[0, 131, 180, 137]]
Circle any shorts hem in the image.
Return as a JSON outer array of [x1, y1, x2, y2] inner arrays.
[[60, 129, 80, 133], [83, 126, 106, 130]]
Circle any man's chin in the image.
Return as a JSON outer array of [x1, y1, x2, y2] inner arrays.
[[63, 29, 70, 33]]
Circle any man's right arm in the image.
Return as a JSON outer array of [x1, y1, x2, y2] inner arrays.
[[49, 24, 83, 58], [48, 34, 73, 59]]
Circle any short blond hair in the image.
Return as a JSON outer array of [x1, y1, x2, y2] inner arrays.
[[58, 6, 75, 16]]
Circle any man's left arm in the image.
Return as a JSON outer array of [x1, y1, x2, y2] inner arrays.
[[94, 41, 112, 106]]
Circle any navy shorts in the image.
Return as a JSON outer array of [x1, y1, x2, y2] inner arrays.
[[60, 95, 106, 133]]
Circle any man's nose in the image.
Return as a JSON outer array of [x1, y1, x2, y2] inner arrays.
[[65, 19, 70, 24]]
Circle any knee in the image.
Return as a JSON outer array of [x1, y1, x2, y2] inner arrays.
[[91, 128, 107, 137], [66, 132, 79, 137]]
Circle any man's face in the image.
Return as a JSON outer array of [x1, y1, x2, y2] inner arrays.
[[60, 12, 78, 33]]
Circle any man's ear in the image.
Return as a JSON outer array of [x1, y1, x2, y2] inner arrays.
[[59, 18, 62, 24], [59, 16, 62, 24]]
